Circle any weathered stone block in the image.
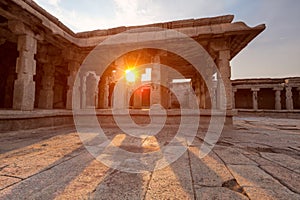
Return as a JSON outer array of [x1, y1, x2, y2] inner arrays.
[[16, 57, 36, 75], [13, 79, 35, 110], [38, 90, 54, 109]]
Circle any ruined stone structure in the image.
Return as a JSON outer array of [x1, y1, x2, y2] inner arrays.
[[232, 78, 300, 116], [0, 0, 266, 130]]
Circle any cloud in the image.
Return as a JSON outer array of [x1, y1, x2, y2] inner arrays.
[[32, 0, 300, 79]]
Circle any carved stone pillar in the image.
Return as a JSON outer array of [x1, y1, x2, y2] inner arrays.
[[273, 87, 283, 110], [232, 88, 237, 109], [217, 49, 232, 110], [151, 55, 161, 105], [66, 61, 81, 109], [38, 63, 55, 109], [251, 88, 260, 110], [285, 86, 293, 110], [200, 80, 206, 109], [167, 90, 172, 109], [103, 77, 109, 108], [12, 31, 37, 110], [82, 72, 99, 109]]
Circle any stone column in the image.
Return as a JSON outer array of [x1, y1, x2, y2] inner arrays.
[[193, 76, 201, 107], [251, 88, 260, 111], [66, 61, 81, 109], [285, 86, 293, 110], [232, 88, 237, 109], [38, 63, 55, 109], [103, 77, 109, 108], [273, 87, 283, 110], [167, 90, 172, 109], [200, 80, 206, 109], [217, 50, 232, 110], [151, 55, 161, 105], [13, 33, 37, 110]]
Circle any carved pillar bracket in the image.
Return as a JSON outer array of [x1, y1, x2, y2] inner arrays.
[[251, 88, 260, 111], [9, 21, 37, 110]]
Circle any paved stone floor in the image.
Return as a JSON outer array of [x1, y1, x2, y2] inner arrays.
[[0, 116, 300, 200]]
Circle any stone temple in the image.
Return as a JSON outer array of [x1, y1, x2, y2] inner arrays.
[[1, 1, 300, 199], [0, 0, 271, 130]]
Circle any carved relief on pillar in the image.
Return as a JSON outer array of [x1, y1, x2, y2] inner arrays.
[[285, 86, 293, 110], [251, 88, 260, 110], [273, 87, 283, 110], [9, 21, 37, 110]]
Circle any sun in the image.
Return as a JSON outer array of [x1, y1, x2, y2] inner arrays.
[[125, 68, 136, 82]]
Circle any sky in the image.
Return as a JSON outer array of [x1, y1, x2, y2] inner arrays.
[[33, 0, 300, 79]]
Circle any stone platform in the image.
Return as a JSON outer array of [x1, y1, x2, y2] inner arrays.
[[0, 109, 235, 132], [0, 116, 300, 199]]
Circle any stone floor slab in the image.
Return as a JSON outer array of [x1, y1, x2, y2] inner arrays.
[[195, 187, 248, 200], [261, 152, 300, 173], [189, 147, 233, 187], [145, 151, 194, 200]]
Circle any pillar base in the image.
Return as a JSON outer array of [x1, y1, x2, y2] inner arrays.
[[13, 79, 35, 111], [38, 90, 54, 109]]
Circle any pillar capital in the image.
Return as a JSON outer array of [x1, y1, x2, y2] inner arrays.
[[62, 47, 82, 63], [251, 87, 260, 92], [273, 86, 284, 91], [209, 39, 231, 53], [8, 20, 29, 35]]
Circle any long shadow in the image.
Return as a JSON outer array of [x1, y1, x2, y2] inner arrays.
[[0, 142, 97, 199], [91, 131, 149, 199], [0, 125, 76, 154]]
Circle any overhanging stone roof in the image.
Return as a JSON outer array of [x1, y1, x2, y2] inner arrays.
[[0, 0, 265, 60]]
